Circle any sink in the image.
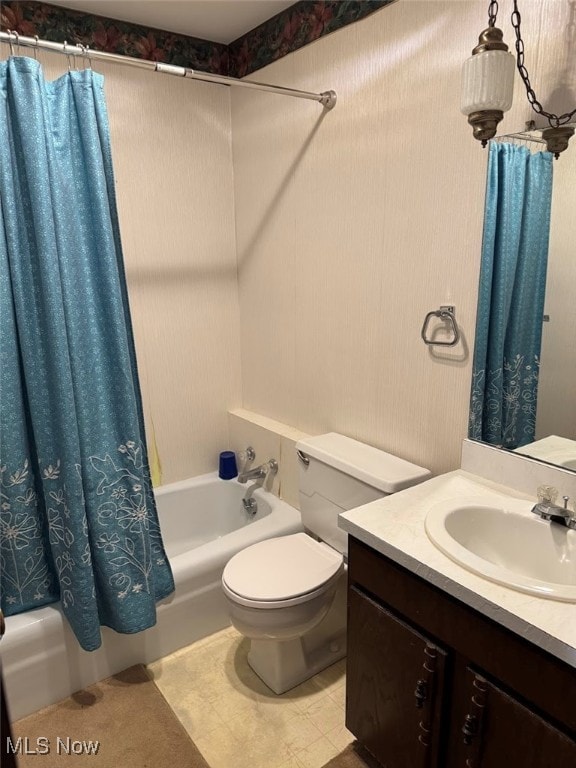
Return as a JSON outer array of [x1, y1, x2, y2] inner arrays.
[[425, 496, 576, 602]]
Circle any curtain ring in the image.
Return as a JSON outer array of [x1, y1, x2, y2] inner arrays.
[[79, 44, 91, 71], [13, 31, 20, 56], [7, 30, 15, 57], [63, 40, 71, 71], [34, 34, 39, 61]]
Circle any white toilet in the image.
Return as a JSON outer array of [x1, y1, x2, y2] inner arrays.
[[222, 432, 430, 694]]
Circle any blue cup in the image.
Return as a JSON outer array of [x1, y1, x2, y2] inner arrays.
[[219, 451, 238, 480]]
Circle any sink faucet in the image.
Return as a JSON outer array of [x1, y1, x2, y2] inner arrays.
[[238, 459, 278, 514], [532, 495, 576, 530]]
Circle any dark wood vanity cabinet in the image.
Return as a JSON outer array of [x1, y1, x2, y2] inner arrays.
[[346, 536, 576, 768], [347, 586, 447, 767]]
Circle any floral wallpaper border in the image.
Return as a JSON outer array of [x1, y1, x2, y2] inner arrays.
[[1, 1, 394, 77], [0, 1, 229, 73], [229, 1, 394, 78]]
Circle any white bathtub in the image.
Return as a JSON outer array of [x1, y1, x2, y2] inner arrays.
[[2, 472, 303, 720]]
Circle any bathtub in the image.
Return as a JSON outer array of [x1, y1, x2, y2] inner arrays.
[[1, 472, 303, 720]]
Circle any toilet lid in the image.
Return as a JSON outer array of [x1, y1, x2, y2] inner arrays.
[[222, 533, 344, 602]]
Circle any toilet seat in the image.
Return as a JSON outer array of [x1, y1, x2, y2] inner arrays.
[[222, 533, 344, 610]]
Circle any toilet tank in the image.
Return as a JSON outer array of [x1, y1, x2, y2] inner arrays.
[[296, 433, 431, 554]]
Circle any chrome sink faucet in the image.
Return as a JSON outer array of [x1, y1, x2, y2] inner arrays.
[[532, 486, 576, 529], [237, 448, 278, 513]]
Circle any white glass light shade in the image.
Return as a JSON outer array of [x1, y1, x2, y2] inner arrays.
[[461, 50, 515, 116]]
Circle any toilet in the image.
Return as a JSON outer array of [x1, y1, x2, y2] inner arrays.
[[222, 432, 430, 694]]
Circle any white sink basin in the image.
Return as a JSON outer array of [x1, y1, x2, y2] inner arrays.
[[425, 496, 576, 602]]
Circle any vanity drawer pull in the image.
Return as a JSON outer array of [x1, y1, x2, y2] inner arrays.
[[414, 679, 428, 708], [462, 713, 479, 745]]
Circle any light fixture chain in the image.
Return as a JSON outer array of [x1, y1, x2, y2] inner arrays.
[[511, 0, 576, 128], [488, 1, 499, 28]]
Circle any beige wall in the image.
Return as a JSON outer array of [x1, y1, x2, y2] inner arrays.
[[103, 65, 242, 484], [230, 0, 571, 476]]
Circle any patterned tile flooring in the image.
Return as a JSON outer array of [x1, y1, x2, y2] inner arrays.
[[148, 627, 354, 768]]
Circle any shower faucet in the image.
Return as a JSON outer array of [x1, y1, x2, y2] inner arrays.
[[239, 459, 278, 513]]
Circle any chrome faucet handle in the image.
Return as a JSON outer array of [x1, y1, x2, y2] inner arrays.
[[563, 496, 570, 510], [239, 446, 255, 472]]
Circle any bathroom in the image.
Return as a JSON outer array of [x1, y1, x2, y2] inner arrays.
[[1, 0, 575, 766]]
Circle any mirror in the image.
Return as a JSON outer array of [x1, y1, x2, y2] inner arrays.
[[470, 131, 576, 471]]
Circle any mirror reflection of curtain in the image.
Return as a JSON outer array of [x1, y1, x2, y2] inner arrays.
[[469, 142, 554, 449]]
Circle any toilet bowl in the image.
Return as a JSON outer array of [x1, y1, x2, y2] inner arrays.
[[222, 432, 430, 694], [222, 533, 344, 641]]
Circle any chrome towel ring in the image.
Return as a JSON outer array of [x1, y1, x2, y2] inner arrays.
[[421, 305, 460, 347]]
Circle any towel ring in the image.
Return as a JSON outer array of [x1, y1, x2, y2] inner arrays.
[[421, 305, 460, 347]]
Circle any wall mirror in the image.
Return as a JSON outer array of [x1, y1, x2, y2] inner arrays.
[[469, 128, 576, 472]]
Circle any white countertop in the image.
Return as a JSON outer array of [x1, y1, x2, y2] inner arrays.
[[339, 469, 576, 669]]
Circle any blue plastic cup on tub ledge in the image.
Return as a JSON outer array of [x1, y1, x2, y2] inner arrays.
[[219, 451, 238, 480]]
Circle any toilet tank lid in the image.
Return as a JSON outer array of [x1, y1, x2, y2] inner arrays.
[[296, 432, 431, 493]]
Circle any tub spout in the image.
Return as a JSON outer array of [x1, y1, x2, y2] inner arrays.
[[238, 464, 267, 483], [241, 460, 278, 514]]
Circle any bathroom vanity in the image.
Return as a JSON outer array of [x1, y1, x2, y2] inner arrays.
[[340, 471, 576, 767]]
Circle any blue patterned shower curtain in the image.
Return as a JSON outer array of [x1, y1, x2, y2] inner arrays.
[[469, 141, 553, 449], [0, 57, 174, 651]]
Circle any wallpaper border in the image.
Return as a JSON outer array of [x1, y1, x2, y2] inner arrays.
[[1, 1, 394, 77]]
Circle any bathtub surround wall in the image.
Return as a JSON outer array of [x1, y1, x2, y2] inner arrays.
[[228, 408, 310, 509], [230, 0, 573, 476], [106, 66, 242, 485]]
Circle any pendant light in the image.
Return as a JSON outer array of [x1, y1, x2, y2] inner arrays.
[[461, 3, 515, 146], [462, 1, 576, 158]]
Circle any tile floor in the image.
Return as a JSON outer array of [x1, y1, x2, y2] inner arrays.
[[148, 627, 354, 768]]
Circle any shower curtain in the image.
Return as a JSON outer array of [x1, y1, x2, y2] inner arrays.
[[469, 141, 553, 449], [0, 57, 174, 651]]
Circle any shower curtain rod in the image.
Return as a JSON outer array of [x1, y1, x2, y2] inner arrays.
[[0, 30, 337, 109]]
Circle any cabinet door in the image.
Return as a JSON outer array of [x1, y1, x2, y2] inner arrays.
[[452, 668, 576, 767], [346, 586, 448, 768]]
